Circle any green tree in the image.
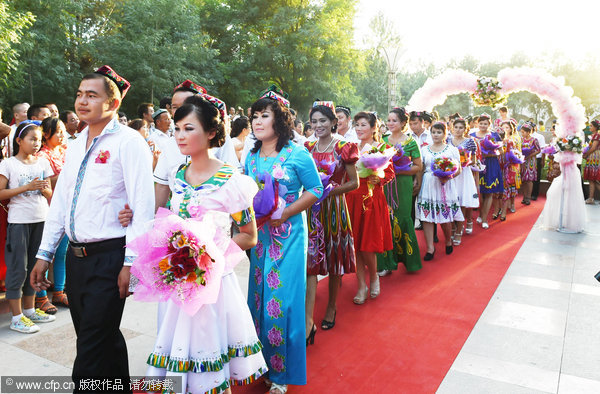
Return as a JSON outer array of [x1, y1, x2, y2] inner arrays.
[[205, 0, 360, 115], [0, 1, 34, 104], [93, 0, 219, 115]]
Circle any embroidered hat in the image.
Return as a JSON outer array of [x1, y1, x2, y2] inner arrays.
[[174, 79, 207, 95], [336, 105, 351, 116], [151, 108, 168, 121], [259, 85, 290, 108], [199, 93, 227, 120], [94, 65, 131, 98], [312, 101, 335, 111], [591, 119, 600, 129], [478, 113, 491, 121]]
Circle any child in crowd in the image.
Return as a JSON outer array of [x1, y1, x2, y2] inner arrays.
[[0, 121, 55, 333]]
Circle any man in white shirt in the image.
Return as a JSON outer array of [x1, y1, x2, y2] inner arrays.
[[137, 102, 155, 134], [60, 110, 80, 141], [407, 111, 433, 147], [531, 122, 547, 201], [31, 66, 154, 390], [148, 108, 171, 153]]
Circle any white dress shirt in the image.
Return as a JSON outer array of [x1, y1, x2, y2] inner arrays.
[[532, 131, 546, 158], [338, 127, 359, 143], [36, 118, 155, 266], [147, 128, 172, 153], [407, 129, 433, 147]]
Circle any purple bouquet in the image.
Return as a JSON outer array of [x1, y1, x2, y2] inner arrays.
[[506, 149, 524, 164], [253, 172, 288, 228], [392, 144, 412, 173], [541, 145, 558, 155], [313, 160, 337, 212], [480, 134, 502, 155], [521, 146, 536, 158]]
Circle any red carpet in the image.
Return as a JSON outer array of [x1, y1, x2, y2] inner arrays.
[[238, 198, 545, 393]]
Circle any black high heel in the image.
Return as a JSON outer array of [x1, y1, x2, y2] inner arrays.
[[306, 324, 316, 346], [321, 312, 336, 330]]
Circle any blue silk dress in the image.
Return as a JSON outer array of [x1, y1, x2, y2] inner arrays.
[[245, 142, 323, 386]]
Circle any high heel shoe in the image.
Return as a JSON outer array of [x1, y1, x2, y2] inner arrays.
[[452, 230, 463, 245], [465, 221, 473, 234], [306, 324, 316, 346], [353, 286, 368, 305], [321, 311, 336, 330], [370, 278, 380, 298]]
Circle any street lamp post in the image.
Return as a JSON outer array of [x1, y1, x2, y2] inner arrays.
[[380, 46, 406, 113]]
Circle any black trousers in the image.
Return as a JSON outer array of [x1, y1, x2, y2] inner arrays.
[[66, 240, 131, 393], [532, 157, 543, 199]]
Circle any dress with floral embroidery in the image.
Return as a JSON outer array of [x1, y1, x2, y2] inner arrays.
[[500, 137, 522, 200], [416, 145, 465, 223], [305, 139, 358, 276], [245, 142, 323, 386], [146, 163, 268, 394], [521, 136, 540, 181]]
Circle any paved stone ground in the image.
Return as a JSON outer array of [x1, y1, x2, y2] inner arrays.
[[1, 205, 599, 393]]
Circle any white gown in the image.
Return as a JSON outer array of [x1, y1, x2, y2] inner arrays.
[[146, 164, 267, 393], [416, 145, 465, 223]]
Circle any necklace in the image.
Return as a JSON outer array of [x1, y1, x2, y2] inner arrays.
[[316, 137, 335, 153], [260, 147, 277, 161]]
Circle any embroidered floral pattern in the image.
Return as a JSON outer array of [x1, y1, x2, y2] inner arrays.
[[254, 266, 262, 286], [266, 297, 283, 319], [272, 164, 288, 180], [255, 240, 264, 259], [254, 292, 261, 312], [268, 241, 283, 261], [270, 353, 285, 372], [95, 150, 110, 163], [267, 326, 285, 347], [285, 194, 295, 204], [266, 269, 282, 290]]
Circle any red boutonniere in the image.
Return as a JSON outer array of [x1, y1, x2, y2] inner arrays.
[[95, 150, 110, 164]]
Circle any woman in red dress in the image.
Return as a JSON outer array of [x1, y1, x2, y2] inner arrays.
[[346, 112, 394, 305]]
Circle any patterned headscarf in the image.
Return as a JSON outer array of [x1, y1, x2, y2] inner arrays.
[[94, 65, 131, 98]]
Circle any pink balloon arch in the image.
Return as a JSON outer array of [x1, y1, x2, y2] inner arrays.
[[407, 67, 587, 232], [406, 67, 586, 138]]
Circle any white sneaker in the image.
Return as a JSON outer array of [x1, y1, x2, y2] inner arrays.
[[26, 309, 56, 323], [10, 316, 40, 333]]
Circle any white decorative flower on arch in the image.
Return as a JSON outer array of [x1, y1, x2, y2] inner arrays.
[[407, 68, 586, 138]]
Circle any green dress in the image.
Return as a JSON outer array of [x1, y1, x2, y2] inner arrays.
[[377, 135, 422, 272]]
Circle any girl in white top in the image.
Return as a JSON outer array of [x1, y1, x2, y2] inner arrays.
[[0, 121, 55, 334]]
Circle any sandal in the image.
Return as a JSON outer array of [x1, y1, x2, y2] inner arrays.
[[269, 383, 288, 394], [585, 198, 595, 205], [353, 286, 368, 305], [35, 296, 57, 315], [321, 311, 336, 330], [453, 230, 463, 245], [465, 221, 473, 234], [52, 291, 69, 307]]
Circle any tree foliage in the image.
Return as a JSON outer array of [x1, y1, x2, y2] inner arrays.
[[0, 1, 34, 98]]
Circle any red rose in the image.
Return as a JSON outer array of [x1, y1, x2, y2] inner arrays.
[[197, 252, 213, 270]]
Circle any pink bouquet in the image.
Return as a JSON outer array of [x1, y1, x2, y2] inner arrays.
[[129, 208, 243, 315]]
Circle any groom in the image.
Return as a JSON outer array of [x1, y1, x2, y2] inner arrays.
[[31, 66, 155, 392]]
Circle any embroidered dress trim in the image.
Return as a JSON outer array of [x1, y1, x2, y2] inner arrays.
[[146, 341, 263, 373]]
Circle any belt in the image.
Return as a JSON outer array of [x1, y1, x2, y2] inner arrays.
[[69, 237, 126, 258]]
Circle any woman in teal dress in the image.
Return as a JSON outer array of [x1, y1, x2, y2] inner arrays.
[[245, 87, 323, 394], [377, 107, 423, 274]]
